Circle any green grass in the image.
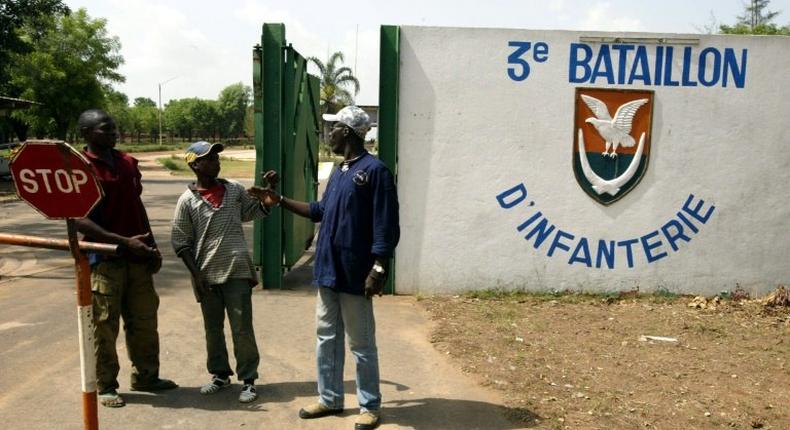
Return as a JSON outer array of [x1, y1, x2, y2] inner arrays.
[[462, 287, 685, 304], [117, 141, 253, 154], [117, 143, 187, 153], [159, 157, 187, 172], [650, 286, 680, 302], [157, 155, 255, 178]]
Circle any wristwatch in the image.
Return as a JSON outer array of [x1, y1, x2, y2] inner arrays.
[[372, 263, 385, 275]]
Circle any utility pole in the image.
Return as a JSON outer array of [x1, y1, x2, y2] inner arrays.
[[158, 76, 178, 145]]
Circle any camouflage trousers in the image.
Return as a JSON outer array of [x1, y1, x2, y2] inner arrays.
[[91, 259, 160, 393]]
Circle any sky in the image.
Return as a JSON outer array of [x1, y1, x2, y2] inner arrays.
[[63, 0, 790, 106]]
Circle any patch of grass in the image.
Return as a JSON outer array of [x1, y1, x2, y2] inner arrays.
[[157, 155, 255, 178], [648, 286, 680, 303], [117, 143, 187, 153], [693, 324, 725, 336], [217, 157, 256, 178], [158, 156, 187, 172], [462, 287, 684, 304], [465, 288, 525, 300]]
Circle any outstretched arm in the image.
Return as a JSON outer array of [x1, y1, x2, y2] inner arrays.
[[247, 170, 314, 219]]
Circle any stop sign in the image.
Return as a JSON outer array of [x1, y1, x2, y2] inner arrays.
[[10, 140, 103, 219]]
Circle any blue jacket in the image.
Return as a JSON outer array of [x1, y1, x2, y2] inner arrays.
[[309, 152, 400, 295]]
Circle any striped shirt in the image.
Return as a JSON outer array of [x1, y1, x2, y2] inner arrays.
[[171, 179, 269, 286]]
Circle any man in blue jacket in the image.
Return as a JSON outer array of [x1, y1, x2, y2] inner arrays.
[[250, 105, 399, 430]]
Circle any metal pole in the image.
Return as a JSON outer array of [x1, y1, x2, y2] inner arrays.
[[66, 219, 98, 430], [158, 83, 163, 146], [0, 233, 119, 254], [157, 76, 179, 147]]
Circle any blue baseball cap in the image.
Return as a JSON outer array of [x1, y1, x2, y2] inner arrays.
[[184, 141, 223, 163]]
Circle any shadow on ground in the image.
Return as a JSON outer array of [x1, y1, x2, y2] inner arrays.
[[383, 398, 540, 429], [123, 379, 538, 429]]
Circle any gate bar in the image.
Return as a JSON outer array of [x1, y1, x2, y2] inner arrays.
[[0, 233, 119, 255], [0, 230, 117, 430]]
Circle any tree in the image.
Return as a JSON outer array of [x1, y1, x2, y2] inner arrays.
[[191, 99, 219, 140], [0, 0, 70, 141], [164, 99, 194, 141], [103, 89, 131, 142], [244, 105, 255, 140], [216, 83, 251, 139], [308, 51, 360, 148], [8, 8, 124, 139], [738, 0, 779, 28], [164, 98, 220, 141], [720, 0, 790, 35], [134, 97, 157, 108], [308, 51, 360, 115], [0, 0, 70, 95], [129, 103, 158, 143]]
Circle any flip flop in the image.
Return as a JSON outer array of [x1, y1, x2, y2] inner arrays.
[[98, 391, 126, 408]]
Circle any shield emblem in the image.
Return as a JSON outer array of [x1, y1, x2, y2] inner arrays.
[[573, 88, 654, 205]]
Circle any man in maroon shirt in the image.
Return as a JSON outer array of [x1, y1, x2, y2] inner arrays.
[[75, 109, 177, 408]]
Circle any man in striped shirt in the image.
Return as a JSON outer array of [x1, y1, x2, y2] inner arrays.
[[171, 141, 274, 403]]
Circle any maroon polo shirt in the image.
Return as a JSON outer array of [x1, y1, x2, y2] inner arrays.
[[82, 148, 153, 261]]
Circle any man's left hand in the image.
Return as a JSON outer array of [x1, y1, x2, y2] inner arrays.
[[364, 271, 386, 299]]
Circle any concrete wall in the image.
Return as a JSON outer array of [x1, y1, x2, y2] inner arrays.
[[395, 26, 790, 296]]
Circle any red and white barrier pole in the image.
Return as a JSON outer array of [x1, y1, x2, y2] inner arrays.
[[66, 219, 99, 430]]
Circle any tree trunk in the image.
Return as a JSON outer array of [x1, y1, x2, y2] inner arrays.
[[8, 117, 29, 142], [55, 121, 69, 141]]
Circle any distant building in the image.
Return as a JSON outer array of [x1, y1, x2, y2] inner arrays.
[[357, 105, 379, 126], [357, 105, 379, 142], [0, 95, 39, 118]]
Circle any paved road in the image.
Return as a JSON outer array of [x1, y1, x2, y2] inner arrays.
[[0, 166, 524, 429]]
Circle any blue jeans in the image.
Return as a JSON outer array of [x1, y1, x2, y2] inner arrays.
[[315, 287, 380, 412]]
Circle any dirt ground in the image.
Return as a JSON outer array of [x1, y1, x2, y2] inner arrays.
[[421, 290, 790, 430], [0, 180, 15, 203]]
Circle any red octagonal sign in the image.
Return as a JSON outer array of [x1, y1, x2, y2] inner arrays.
[[10, 140, 103, 219]]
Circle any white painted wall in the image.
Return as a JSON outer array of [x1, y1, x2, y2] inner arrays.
[[395, 26, 790, 296]]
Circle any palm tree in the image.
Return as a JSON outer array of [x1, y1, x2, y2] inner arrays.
[[308, 52, 360, 150]]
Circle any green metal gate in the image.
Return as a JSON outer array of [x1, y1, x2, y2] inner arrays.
[[252, 23, 320, 289]]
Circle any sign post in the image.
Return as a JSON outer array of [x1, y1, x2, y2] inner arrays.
[[10, 140, 104, 430]]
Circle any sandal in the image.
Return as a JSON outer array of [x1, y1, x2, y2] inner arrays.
[[98, 390, 126, 408], [200, 375, 231, 395], [239, 384, 257, 403]]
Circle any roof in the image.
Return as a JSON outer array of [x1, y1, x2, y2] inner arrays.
[[0, 96, 41, 115]]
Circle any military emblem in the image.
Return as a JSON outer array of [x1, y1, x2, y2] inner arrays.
[[352, 170, 368, 186], [573, 88, 654, 205]]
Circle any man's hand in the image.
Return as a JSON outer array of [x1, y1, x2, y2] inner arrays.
[[364, 271, 386, 299], [149, 247, 163, 273], [262, 170, 279, 189], [191, 273, 211, 302], [248, 186, 281, 208], [125, 232, 156, 257]]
